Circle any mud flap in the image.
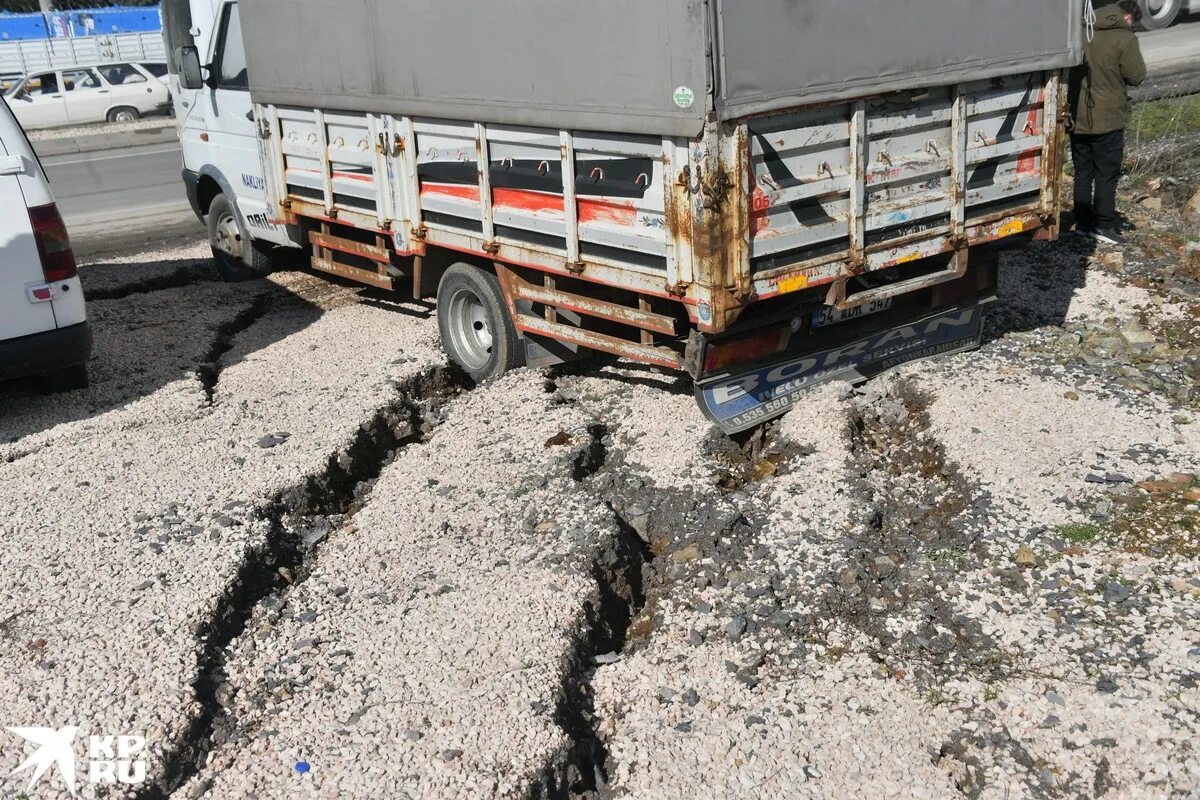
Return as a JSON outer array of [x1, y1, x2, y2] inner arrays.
[[695, 301, 991, 434]]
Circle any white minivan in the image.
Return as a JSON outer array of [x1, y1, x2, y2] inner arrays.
[[0, 97, 91, 391], [3, 62, 171, 130]]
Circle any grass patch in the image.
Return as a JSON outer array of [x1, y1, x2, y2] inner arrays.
[[1059, 523, 1102, 544], [1054, 479, 1200, 559], [1129, 95, 1200, 143], [1113, 478, 1200, 559]]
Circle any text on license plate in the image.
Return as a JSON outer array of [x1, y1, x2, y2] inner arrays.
[[812, 298, 894, 328]]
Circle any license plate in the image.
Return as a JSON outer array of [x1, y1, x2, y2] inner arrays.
[[812, 298, 894, 329]]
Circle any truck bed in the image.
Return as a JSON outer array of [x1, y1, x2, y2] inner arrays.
[[258, 70, 1060, 338]]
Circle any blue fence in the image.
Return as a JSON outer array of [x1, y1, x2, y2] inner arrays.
[[0, 6, 161, 41]]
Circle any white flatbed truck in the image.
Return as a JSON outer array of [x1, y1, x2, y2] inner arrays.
[[163, 0, 1082, 433]]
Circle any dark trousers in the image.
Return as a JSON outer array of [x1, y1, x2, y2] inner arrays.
[[1070, 129, 1125, 231]]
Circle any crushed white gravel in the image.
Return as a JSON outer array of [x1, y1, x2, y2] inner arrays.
[[0, 247, 446, 799], [175, 372, 631, 799], [1, 239, 1197, 799]]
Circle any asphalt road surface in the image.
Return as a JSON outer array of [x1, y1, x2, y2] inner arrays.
[[39, 141, 199, 257], [1139, 15, 1200, 75]]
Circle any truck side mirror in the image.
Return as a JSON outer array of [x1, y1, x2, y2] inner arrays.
[[178, 46, 205, 90]]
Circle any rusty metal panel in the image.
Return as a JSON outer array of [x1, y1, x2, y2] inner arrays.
[[684, 122, 752, 333], [392, 115, 424, 251], [714, 0, 1082, 121], [513, 281, 677, 336], [309, 231, 390, 262], [748, 72, 1054, 280], [310, 257, 395, 290], [515, 314, 683, 370]]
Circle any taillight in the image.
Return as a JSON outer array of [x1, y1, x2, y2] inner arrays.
[[703, 324, 791, 373], [28, 203, 77, 282]]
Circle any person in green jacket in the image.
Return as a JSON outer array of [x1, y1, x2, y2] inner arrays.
[[1067, 0, 1147, 245]]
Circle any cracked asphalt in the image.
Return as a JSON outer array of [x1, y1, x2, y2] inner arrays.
[[2, 173, 1199, 799]]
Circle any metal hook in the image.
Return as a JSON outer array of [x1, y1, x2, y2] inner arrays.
[[925, 140, 940, 158], [500, 156, 515, 169], [536, 161, 550, 175], [634, 173, 649, 187], [590, 167, 605, 182]]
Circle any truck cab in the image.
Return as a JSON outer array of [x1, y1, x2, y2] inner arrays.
[[167, 0, 294, 280]]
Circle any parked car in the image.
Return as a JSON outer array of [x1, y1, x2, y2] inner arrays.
[[1139, 0, 1197, 28], [0, 96, 91, 390], [2, 61, 170, 130]]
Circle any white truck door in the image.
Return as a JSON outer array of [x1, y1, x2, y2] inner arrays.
[[199, 1, 290, 246]]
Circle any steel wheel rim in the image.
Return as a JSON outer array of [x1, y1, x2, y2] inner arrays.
[[445, 287, 493, 371], [213, 212, 243, 260], [115, 110, 135, 122], [1145, 0, 1173, 19]]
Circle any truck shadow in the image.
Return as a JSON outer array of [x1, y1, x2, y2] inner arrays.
[[983, 234, 1097, 343], [0, 256, 324, 448]]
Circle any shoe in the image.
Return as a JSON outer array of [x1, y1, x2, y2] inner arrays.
[[1091, 228, 1126, 246], [1074, 226, 1096, 238]]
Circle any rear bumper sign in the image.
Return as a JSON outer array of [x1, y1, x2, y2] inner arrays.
[[696, 303, 988, 434]]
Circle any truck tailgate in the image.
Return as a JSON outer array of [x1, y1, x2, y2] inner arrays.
[[747, 72, 1059, 300]]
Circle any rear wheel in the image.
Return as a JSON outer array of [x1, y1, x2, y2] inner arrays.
[[207, 193, 275, 282], [107, 106, 140, 123], [436, 264, 524, 382], [1138, 0, 1180, 29], [41, 364, 88, 394]]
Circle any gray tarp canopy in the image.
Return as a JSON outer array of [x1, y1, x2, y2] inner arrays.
[[241, 0, 1082, 138]]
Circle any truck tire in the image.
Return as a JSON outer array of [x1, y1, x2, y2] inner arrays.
[[107, 106, 140, 123], [436, 264, 525, 382], [41, 364, 88, 394], [207, 193, 275, 282], [1138, 0, 1180, 28]]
